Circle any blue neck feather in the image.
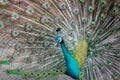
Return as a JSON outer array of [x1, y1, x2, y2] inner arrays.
[[60, 40, 80, 79]]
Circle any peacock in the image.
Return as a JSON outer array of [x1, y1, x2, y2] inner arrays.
[[0, 0, 120, 80]]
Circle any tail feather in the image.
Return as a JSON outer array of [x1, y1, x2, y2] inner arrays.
[[0, 0, 120, 80]]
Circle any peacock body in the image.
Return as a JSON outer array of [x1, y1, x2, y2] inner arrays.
[[0, 0, 120, 80]]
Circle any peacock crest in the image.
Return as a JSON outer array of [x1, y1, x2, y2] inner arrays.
[[0, 0, 120, 80]]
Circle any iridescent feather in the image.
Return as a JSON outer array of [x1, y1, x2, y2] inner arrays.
[[0, 0, 120, 80]]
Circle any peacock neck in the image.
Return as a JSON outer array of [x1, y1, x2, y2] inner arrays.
[[60, 41, 76, 63], [60, 40, 81, 79]]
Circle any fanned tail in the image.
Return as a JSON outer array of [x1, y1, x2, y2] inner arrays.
[[0, 0, 119, 80]]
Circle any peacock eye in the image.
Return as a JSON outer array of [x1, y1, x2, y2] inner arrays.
[[73, 8, 79, 14], [69, 32, 74, 37], [111, 28, 117, 34], [100, 0, 106, 7], [59, 2, 66, 9], [44, 41, 49, 46], [31, 72, 34, 75], [90, 21, 95, 27], [111, 7, 119, 15], [1, 41, 7, 47], [57, 18, 61, 21], [100, 13, 105, 21], [43, 2, 50, 9], [27, 7, 34, 14], [98, 50, 104, 55], [107, 59, 112, 65], [32, 49, 37, 54], [14, 14, 17, 18], [79, 29, 83, 33], [24, 57, 32, 63], [38, 59, 43, 64], [113, 73, 119, 79], [37, 73, 41, 76], [28, 37, 35, 43], [26, 25, 33, 31], [88, 6, 94, 13], [98, 29, 103, 35], [0, 22, 4, 29], [70, 19, 75, 25], [12, 13, 19, 20], [41, 16, 48, 23], [82, 17, 87, 23], [56, 17, 62, 22], [23, 73, 27, 76], [80, 72, 84, 77], [41, 31, 46, 37], [12, 31, 19, 37], [48, 72, 51, 75], [104, 43, 111, 49], [94, 38, 100, 44], [15, 44, 22, 50]]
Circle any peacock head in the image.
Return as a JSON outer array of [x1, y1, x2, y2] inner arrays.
[[55, 35, 63, 44], [55, 27, 63, 44]]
